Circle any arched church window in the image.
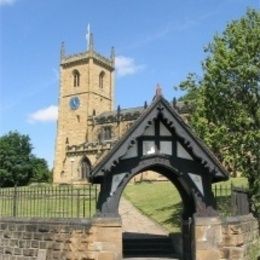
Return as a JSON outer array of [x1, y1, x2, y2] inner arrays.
[[99, 71, 105, 89], [80, 156, 91, 180], [72, 70, 80, 87]]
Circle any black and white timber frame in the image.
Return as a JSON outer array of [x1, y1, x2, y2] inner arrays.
[[90, 95, 229, 217]]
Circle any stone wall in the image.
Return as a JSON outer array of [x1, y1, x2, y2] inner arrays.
[[221, 214, 259, 259], [194, 214, 259, 260], [0, 215, 258, 260], [0, 217, 122, 260]]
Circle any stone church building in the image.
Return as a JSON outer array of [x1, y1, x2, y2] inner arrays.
[[53, 34, 190, 184]]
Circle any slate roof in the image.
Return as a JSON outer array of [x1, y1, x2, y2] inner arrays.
[[94, 101, 191, 124]]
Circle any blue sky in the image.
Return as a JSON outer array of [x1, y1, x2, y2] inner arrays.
[[0, 0, 259, 168]]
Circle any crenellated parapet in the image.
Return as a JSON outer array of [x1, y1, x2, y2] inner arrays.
[[60, 50, 114, 70]]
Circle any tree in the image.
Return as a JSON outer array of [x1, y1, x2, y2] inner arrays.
[[179, 9, 260, 215], [30, 156, 51, 183], [0, 131, 50, 187]]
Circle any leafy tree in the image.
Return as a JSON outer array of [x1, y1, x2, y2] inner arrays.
[[0, 131, 50, 187], [30, 156, 51, 183], [178, 9, 260, 215]]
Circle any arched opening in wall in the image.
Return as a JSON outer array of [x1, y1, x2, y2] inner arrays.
[[99, 71, 105, 89], [119, 170, 187, 259], [72, 70, 80, 87], [80, 156, 91, 180]]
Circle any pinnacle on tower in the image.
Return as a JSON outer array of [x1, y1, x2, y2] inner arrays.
[[60, 41, 65, 60], [110, 46, 115, 64]]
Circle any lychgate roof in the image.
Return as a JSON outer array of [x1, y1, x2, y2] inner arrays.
[[90, 95, 229, 183]]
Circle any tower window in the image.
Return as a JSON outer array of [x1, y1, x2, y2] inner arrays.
[[99, 71, 105, 89], [72, 70, 80, 87]]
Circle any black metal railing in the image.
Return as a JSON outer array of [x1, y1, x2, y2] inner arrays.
[[213, 183, 249, 216], [0, 184, 99, 219], [0, 182, 250, 219]]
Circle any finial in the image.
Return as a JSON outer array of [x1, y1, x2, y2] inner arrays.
[[111, 46, 115, 64], [60, 41, 65, 60], [156, 83, 162, 97], [144, 101, 148, 109]]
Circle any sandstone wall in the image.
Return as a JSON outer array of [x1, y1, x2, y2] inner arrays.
[[0, 217, 122, 260], [194, 214, 259, 260], [0, 214, 258, 260]]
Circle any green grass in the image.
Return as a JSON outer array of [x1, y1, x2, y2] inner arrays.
[[213, 177, 248, 188], [248, 238, 260, 260], [124, 182, 183, 232], [123, 178, 248, 232]]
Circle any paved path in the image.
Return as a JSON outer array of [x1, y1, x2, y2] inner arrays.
[[119, 197, 168, 236], [119, 197, 179, 260]]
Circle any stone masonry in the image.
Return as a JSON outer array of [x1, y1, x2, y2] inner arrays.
[[194, 214, 259, 260], [0, 217, 122, 260], [0, 214, 258, 260]]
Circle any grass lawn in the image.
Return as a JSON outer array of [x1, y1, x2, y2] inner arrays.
[[123, 177, 248, 232], [123, 181, 183, 232], [213, 177, 248, 188]]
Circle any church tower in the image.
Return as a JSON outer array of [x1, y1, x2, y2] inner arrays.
[[53, 33, 115, 183]]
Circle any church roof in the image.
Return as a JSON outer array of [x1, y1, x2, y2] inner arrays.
[[90, 95, 229, 183], [94, 101, 191, 124]]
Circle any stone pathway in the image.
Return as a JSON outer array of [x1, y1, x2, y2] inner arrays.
[[119, 197, 179, 259], [119, 197, 168, 236]]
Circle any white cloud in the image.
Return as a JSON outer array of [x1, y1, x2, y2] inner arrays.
[[0, 0, 16, 6], [115, 56, 145, 77], [28, 105, 58, 123]]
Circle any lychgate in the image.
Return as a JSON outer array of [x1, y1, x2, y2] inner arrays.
[[89, 93, 229, 259]]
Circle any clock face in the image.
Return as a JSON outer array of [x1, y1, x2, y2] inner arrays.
[[69, 96, 80, 110]]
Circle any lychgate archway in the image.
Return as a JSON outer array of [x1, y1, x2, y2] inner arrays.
[[89, 94, 229, 259]]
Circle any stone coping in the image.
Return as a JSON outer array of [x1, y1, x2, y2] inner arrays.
[[194, 216, 222, 226], [194, 213, 257, 226], [223, 213, 256, 224], [0, 216, 122, 227], [0, 217, 92, 226], [91, 217, 122, 226]]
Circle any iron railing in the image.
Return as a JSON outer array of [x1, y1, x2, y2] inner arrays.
[[213, 183, 249, 216], [0, 183, 249, 219], [0, 184, 99, 219]]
